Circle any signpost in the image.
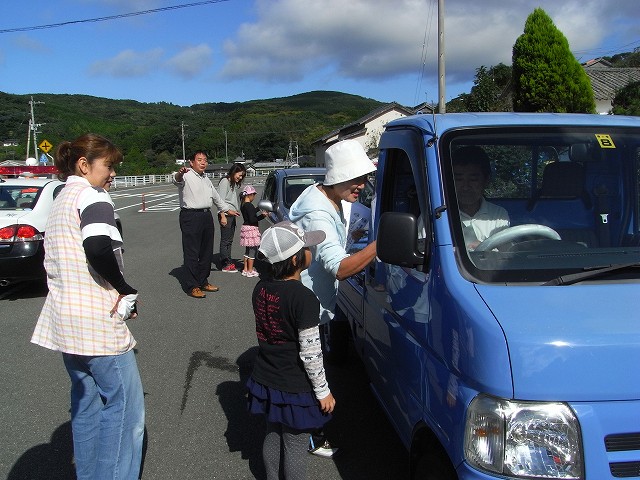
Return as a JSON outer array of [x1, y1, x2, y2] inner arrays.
[[38, 139, 52, 153]]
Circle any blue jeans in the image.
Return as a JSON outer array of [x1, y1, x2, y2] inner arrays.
[[63, 350, 145, 480]]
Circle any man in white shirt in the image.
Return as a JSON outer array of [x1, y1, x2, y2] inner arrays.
[[453, 146, 509, 250], [173, 151, 239, 298]]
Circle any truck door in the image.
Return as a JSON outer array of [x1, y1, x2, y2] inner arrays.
[[362, 131, 433, 443]]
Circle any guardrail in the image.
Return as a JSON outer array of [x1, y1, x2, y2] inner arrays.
[[112, 172, 266, 189]]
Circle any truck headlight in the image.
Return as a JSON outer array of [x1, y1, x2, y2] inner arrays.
[[464, 394, 583, 479]]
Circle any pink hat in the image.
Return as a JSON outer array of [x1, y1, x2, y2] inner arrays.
[[242, 185, 257, 195]]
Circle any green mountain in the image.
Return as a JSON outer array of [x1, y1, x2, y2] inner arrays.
[[0, 91, 383, 174]]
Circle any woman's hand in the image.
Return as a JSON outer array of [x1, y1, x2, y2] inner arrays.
[[110, 293, 138, 320]]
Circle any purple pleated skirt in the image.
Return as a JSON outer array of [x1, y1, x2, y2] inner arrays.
[[246, 377, 331, 431]]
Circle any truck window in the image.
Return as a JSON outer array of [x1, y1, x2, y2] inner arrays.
[[442, 126, 640, 283], [380, 148, 427, 255]]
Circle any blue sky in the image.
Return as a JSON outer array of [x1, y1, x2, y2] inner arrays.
[[1, 0, 639, 107]]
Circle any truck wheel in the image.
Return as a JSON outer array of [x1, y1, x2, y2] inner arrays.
[[412, 448, 457, 480]]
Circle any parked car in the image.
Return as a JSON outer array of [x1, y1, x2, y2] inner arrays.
[[258, 168, 327, 223], [0, 175, 122, 287]]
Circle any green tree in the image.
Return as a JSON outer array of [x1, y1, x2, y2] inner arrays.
[[512, 8, 595, 113], [465, 63, 513, 112], [611, 81, 640, 116]]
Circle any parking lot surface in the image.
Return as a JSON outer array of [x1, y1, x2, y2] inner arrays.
[[0, 183, 408, 480]]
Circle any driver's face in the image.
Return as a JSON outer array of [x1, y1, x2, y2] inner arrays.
[[454, 163, 488, 216]]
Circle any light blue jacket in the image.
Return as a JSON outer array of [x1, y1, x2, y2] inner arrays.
[[289, 184, 349, 324]]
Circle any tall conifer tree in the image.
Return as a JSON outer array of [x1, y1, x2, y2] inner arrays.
[[512, 8, 595, 113]]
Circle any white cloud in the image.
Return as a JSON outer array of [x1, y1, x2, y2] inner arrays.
[[88, 48, 164, 77], [165, 44, 213, 79], [11, 34, 51, 54], [219, 0, 640, 88], [86, 43, 213, 80]]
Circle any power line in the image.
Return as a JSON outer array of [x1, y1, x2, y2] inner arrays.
[[0, 0, 230, 34]]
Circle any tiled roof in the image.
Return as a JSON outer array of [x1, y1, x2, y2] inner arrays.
[[582, 59, 640, 100]]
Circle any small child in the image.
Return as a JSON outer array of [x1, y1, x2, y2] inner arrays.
[[247, 221, 336, 480], [239, 185, 266, 277]]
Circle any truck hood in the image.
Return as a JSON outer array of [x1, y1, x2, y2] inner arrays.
[[475, 283, 640, 402]]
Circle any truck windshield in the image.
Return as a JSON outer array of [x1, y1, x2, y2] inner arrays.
[[443, 126, 640, 283]]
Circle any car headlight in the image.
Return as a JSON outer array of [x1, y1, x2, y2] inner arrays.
[[464, 394, 583, 479]]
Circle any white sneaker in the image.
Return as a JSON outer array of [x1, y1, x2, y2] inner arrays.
[[247, 270, 259, 277], [241, 270, 249, 277], [308, 436, 338, 458]]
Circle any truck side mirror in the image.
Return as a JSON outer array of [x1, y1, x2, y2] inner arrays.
[[377, 212, 426, 268]]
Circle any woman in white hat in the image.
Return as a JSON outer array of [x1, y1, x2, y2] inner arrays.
[[288, 139, 378, 457]]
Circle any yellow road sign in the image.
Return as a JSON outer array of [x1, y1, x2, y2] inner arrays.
[[39, 139, 53, 153]]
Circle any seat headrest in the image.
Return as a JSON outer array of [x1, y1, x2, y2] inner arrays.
[[540, 162, 585, 198]]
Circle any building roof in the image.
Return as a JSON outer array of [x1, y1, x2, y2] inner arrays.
[[312, 102, 421, 145], [582, 58, 640, 101]]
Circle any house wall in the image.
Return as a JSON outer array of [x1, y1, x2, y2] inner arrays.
[[595, 99, 612, 115], [314, 108, 410, 167]]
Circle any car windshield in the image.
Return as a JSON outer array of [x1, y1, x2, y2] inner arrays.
[[283, 175, 325, 207], [442, 125, 640, 283], [0, 185, 43, 210]]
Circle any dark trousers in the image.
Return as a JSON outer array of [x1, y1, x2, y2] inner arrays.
[[179, 209, 214, 289], [219, 215, 236, 267]]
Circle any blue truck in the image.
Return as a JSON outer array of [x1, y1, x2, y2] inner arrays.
[[337, 112, 640, 479]]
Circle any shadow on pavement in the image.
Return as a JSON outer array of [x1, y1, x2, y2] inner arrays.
[[216, 346, 266, 479], [7, 421, 75, 480]]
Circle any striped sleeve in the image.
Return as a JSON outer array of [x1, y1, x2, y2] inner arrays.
[[78, 187, 122, 248]]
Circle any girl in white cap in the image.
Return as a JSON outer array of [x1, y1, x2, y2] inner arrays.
[[239, 185, 266, 277], [288, 140, 378, 456], [247, 221, 335, 480]]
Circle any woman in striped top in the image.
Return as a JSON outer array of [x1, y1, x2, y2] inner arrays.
[[31, 134, 145, 480]]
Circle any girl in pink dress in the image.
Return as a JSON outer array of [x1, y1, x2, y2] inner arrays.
[[239, 185, 266, 277]]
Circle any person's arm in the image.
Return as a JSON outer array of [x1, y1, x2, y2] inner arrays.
[[173, 166, 188, 184], [335, 240, 377, 281], [299, 326, 334, 412], [211, 181, 239, 215], [79, 188, 136, 295], [245, 204, 262, 223], [301, 212, 376, 282], [84, 236, 137, 294]]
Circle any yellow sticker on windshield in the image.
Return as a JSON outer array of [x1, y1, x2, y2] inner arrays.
[[595, 134, 616, 148]]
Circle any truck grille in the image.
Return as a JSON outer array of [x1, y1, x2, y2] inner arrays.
[[610, 461, 640, 478], [606, 433, 640, 478]]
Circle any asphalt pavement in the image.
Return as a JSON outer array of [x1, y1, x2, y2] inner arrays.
[[0, 182, 408, 480]]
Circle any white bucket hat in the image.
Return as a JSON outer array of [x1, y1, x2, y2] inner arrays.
[[323, 140, 376, 186]]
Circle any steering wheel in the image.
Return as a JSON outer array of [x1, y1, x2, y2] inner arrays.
[[474, 224, 561, 252]]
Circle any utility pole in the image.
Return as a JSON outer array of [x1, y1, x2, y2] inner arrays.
[[26, 96, 45, 161], [180, 121, 187, 161], [223, 128, 228, 162], [438, 0, 446, 113]]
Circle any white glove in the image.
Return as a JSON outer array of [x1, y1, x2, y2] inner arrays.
[[114, 293, 138, 321]]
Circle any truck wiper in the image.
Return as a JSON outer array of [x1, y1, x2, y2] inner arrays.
[[542, 262, 640, 286]]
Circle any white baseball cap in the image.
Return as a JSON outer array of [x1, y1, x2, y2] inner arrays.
[[323, 139, 376, 186], [259, 221, 326, 264]]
